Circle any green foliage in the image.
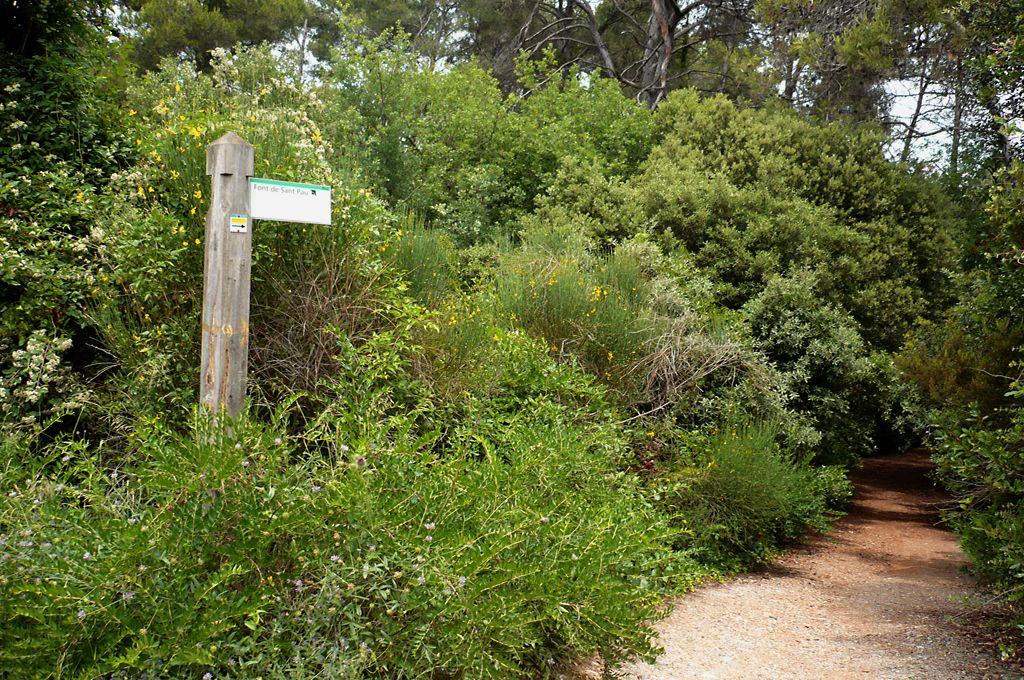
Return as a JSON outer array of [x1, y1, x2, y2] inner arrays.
[[537, 91, 955, 462], [121, 0, 309, 71], [901, 165, 1024, 416], [932, 395, 1024, 614], [648, 423, 851, 570], [0, 0, 126, 176], [320, 39, 655, 246], [0, 0, 130, 432], [385, 217, 459, 308], [742, 272, 915, 465], [649, 91, 959, 349], [490, 221, 765, 415], [911, 162, 1024, 641], [82, 48, 401, 423], [1, 370, 679, 677], [898, 274, 1024, 415], [0, 16, 937, 671]]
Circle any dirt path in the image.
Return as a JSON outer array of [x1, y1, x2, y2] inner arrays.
[[616, 451, 1023, 680]]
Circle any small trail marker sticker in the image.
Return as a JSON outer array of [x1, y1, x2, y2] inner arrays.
[[230, 214, 249, 233], [249, 178, 331, 225]]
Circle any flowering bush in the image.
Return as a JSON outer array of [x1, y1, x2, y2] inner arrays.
[[0, 165, 110, 433]]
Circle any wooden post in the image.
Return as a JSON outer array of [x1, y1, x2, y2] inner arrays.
[[201, 132, 254, 419]]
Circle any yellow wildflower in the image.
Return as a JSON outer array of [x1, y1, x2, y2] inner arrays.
[[193, 189, 202, 200], [128, 108, 136, 116], [194, 238, 201, 245], [170, 169, 179, 179]]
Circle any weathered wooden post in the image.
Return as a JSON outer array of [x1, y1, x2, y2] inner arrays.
[[201, 132, 254, 419]]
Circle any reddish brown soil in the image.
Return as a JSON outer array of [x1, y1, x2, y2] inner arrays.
[[608, 450, 1024, 679]]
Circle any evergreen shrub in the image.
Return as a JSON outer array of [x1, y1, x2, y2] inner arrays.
[[649, 424, 851, 570], [0, 372, 680, 677]]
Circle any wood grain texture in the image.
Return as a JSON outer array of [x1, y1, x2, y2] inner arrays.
[[200, 132, 254, 419]]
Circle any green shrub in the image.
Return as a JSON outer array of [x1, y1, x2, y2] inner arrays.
[[1, 367, 681, 678], [521, 92, 955, 464], [742, 272, 918, 465], [385, 217, 459, 308], [539, 89, 958, 353], [810, 465, 857, 511], [490, 222, 764, 415], [932, 399, 1024, 618], [652, 423, 848, 571], [907, 165, 1024, 653]]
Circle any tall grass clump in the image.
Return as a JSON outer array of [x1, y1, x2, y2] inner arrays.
[[492, 222, 761, 417], [384, 215, 459, 308]]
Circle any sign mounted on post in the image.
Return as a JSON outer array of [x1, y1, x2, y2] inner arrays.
[[249, 178, 331, 225], [229, 213, 249, 233]]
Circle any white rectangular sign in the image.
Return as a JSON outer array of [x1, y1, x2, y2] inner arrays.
[[249, 178, 331, 225]]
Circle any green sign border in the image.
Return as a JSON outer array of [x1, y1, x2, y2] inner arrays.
[[249, 178, 331, 192]]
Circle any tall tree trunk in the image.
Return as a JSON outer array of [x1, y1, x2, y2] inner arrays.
[[571, 0, 619, 79], [641, 0, 683, 108]]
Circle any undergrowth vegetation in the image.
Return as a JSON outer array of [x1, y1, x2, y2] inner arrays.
[[901, 162, 1024, 649], [5, 4, 1009, 675]]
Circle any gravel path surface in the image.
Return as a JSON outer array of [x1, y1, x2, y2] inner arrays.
[[609, 451, 1024, 680]]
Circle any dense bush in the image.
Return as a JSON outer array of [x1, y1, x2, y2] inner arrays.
[[932, 395, 1024, 619], [544, 90, 960, 352], [1, 338, 681, 678], [646, 424, 852, 570], [0, 2, 130, 433], [532, 92, 953, 463], [743, 272, 919, 464], [907, 163, 1024, 640]]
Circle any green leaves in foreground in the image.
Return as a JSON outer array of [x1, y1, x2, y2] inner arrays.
[[0, 396, 681, 678]]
